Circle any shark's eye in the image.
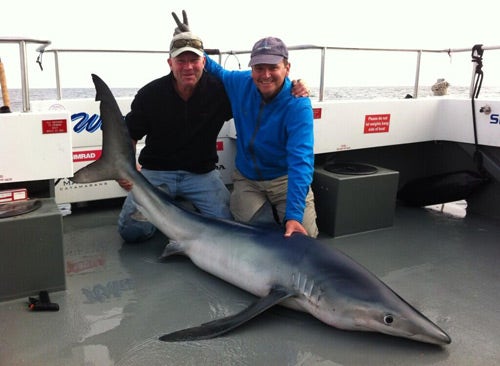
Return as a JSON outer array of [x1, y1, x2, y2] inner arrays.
[[383, 314, 394, 325]]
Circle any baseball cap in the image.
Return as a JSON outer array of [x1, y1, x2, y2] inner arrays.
[[248, 37, 288, 67], [170, 32, 204, 58]]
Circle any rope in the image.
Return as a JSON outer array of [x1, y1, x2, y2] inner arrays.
[[471, 44, 484, 99], [223, 52, 241, 70], [470, 44, 485, 174], [36, 51, 44, 71]]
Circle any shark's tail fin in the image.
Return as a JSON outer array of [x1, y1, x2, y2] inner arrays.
[[71, 74, 137, 183]]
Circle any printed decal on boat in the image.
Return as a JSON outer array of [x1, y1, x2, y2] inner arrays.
[[313, 108, 322, 119], [364, 114, 390, 133], [42, 119, 68, 134], [71, 112, 102, 133], [73, 149, 102, 162]]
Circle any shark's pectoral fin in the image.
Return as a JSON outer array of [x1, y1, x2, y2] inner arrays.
[[158, 240, 184, 260], [159, 285, 294, 342]]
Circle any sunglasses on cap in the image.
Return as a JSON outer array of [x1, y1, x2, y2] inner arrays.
[[171, 39, 203, 49]]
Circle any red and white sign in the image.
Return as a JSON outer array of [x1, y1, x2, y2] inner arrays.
[[364, 114, 391, 134], [73, 150, 102, 163], [0, 188, 28, 203], [42, 119, 68, 134], [313, 108, 322, 119]]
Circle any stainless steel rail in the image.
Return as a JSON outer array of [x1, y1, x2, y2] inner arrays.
[[2, 37, 500, 111], [0, 37, 51, 112], [217, 44, 500, 100]]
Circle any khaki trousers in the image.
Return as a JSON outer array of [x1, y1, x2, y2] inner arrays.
[[230, 170, 319, 238]]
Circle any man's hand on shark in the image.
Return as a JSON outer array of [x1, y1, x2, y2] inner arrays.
[[284, 219, 308, 237], [116, 163, 141, 191]]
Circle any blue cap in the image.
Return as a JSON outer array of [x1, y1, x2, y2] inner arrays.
[[248, 37, 288, 66]]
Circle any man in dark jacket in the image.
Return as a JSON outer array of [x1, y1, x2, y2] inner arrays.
[[117, 31, 233, 242]]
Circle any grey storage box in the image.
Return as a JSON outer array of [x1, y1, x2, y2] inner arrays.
[[312, 164, 399, 237], [0, 198, 66, 301]]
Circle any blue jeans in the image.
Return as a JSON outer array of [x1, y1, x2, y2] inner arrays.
[[118, 169, 231, 242]]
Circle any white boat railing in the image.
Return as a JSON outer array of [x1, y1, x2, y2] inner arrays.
[[2, 36, 500, 112]]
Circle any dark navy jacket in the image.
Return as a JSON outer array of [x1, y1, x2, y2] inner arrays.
[[126, 72, 232, 174]]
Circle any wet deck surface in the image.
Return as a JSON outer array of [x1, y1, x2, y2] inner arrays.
[[1, 199, 499, 365]]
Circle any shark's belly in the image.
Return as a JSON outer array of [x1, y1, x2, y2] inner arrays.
[[184, 234, 290, 297]]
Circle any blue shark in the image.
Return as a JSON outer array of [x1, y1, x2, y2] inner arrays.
[[71, 74, 451, 345]]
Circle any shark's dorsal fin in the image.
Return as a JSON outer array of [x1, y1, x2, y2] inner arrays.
[[71, 74, 136, 184], [159, 286, 295, 342]]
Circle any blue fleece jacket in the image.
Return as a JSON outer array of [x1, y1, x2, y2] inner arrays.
[[204, 55, 314, 223]]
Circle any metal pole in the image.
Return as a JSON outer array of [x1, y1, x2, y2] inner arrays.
[[54, 51, 62, 99], [413, 50, 422, 98], [319, 47, 326, 102], [19, 40, 31, 112], [469, 61, 477, 99]]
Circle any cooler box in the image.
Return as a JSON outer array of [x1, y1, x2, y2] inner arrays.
[[0, 198, 66, 301], [312, 164, 399, 236]]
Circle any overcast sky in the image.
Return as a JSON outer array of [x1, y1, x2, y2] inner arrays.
[[2, 0, 500, 88]]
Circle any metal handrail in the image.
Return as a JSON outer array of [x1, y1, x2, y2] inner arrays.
[[45, 43, 500, 102], [0, 37, 51, 112], [3, 37, 500, 110], [208, 44, 500, 101], [47, 48, 172, 100]]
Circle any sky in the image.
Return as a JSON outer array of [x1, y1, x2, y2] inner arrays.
[[2, 0, 500, 89]]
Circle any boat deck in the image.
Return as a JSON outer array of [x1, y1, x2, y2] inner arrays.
[[1, 199, 499, 365]]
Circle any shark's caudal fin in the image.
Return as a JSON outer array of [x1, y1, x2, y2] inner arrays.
[[71, 74, 136, 184]]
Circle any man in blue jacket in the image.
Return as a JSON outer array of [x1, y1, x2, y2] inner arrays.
[[204, 36, 318, 238], [117, 24, 312, 242]]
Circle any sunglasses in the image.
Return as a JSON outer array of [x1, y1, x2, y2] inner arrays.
[[171, 39, 203, 50]]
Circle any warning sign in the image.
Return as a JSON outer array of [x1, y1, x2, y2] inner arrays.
[[313, 108, 322, 119], [42, 119, 68, 134], [364, 114, 390, 133]]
